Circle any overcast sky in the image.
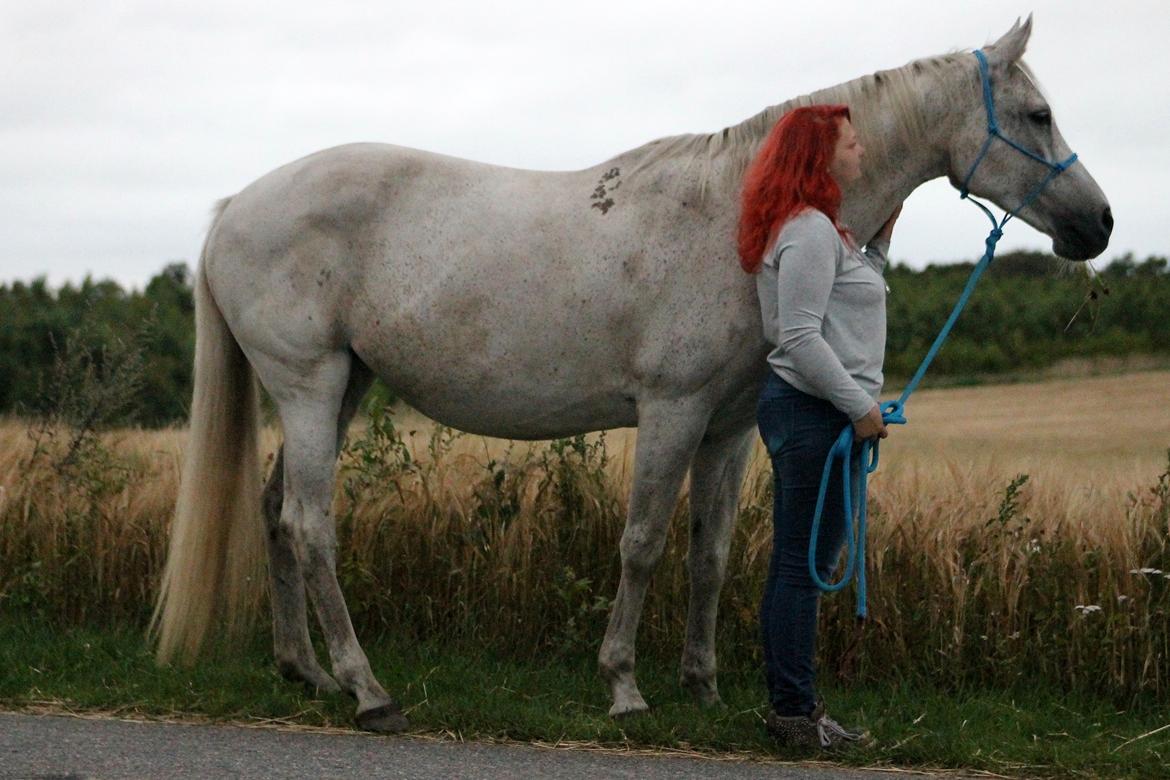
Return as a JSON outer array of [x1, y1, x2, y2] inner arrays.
[[2, 1, 1167, 290]]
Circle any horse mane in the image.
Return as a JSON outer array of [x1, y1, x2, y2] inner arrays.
[[621, 51, 972, 198]]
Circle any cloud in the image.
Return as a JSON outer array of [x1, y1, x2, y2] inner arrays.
[[0, 0, 1165, 288]]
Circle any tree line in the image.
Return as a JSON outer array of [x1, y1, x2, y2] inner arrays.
[[1, 252, 1167, 428], [884, 251, 1169, 379]]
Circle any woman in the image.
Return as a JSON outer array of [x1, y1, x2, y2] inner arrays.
[[738, 104, 901, 750]]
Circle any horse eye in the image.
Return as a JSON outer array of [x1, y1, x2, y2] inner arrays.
[[1029, 109, 1052, 126]]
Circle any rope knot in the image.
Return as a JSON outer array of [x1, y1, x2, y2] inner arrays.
[[985, 229, 1003, 254]]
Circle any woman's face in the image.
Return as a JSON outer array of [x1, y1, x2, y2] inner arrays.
[[828, 118, 864, 186]]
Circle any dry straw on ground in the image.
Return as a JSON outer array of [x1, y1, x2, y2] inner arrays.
[[1, 370, 1168, 699]]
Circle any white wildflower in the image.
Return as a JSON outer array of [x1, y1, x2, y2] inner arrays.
[[1118, 595, 1129, 604], [1075, 604, 1102, 614], [1129, 568, 1163, 575]]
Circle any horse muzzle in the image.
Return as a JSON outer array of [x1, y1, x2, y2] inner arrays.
[[1052, 204, 1113, 260]]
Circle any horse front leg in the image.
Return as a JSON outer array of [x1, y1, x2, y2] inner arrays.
[[680, 426, 754, 707], [599, 398, 709, 717]]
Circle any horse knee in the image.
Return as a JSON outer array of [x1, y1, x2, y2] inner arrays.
[[619, 528, 668, 576]]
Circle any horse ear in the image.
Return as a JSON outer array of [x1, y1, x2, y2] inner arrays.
[[987, 13, 1033, 66]]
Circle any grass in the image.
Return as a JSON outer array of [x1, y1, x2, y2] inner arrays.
[[2, 369, 1170, 776], [2, 615, 1169, 778]]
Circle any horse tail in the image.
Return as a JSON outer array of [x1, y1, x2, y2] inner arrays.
[[150, 196, 266, 664]]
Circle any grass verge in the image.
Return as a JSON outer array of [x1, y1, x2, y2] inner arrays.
[[1, 617, 1168, 778]]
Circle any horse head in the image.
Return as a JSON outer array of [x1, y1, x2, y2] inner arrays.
[[947, 15, 1112, 260]]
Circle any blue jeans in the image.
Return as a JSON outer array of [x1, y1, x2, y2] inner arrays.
[[757, 371, 862, 716]]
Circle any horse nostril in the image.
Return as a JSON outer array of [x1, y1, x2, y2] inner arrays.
[[1101, 207, 1114, 234]]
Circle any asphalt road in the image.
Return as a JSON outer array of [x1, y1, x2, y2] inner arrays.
[[0, 711, 959, 780]]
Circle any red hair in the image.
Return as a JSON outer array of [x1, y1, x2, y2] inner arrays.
[[737, 105, 854, 273]]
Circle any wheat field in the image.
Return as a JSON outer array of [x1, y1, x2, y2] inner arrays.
[[1, 370, 1168, 699]]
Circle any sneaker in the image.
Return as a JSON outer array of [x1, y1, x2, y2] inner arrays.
[[765, 699, 871, 751]]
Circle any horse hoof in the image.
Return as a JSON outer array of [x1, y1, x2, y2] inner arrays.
[[699, 694, 727, 710], [356, 703, 410, 733], [682, 680, 724, 709], [608, 697, 650, 719]]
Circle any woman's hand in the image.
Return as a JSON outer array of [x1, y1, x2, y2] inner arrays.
[[852, 404, 888, 441], [876, 203, 903, 243]]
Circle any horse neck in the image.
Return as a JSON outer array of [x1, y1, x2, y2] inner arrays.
[[704, 55, 974, 242]]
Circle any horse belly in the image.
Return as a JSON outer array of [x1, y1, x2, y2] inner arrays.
[[345, 261, 643, 439], [351, 330, 639, 439]]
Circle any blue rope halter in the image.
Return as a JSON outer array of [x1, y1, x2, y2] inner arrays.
[[807, 49, 1080, 619]]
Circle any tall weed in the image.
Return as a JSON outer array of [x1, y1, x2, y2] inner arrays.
[[2, 383, 1169, 702]]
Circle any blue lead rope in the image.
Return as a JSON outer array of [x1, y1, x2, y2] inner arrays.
[[808, 49, 1080, 619]]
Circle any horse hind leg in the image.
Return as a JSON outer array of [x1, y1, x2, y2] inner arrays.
[[267, 352, 406, 732], [262, 357, 374, 696], [679, 427, 754, 707], [263, 446, 337, 694]]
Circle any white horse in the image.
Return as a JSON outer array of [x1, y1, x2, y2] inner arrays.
[[152, 16, 1111, 731]]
